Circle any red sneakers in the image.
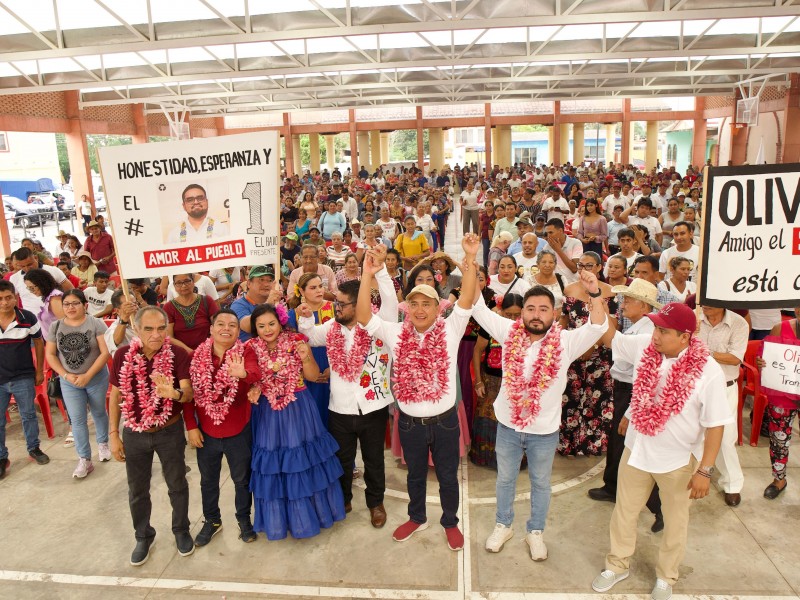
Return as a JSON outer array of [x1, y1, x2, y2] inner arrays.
[[392, 520, 429, 542], [444, 526, 464, 551]]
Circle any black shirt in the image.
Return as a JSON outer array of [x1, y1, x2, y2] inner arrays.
[[0, 308, 41, 384]]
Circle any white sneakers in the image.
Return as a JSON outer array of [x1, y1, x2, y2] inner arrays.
[[651, 578, 673, 600], [591, 569, 630, 592], [525, 530, 547, 561], [72, 457, 94, 479], [485, 523, 514, 552], [98, 443, 112, 462]]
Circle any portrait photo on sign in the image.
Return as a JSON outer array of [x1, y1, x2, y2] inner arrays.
[[158, 177, 231, 245]]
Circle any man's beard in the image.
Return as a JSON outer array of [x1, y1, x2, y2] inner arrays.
[[524, 316, 553, 335], [335, 313, 353, 326], [187, 207, 208, 219]]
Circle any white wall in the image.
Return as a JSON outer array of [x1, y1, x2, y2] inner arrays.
[[745, 110, 781, 164], [0, 131, 62, 183]]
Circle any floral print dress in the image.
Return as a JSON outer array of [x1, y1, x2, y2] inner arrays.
[[558, 296, 616, 456]]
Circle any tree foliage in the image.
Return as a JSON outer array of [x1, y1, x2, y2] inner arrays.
[[55, 133, 132, 181]]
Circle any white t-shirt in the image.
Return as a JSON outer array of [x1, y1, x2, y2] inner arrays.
[[84, 286, 113, 316], [11, 265, 67, 313], [377, 218, 398, 241], [603, 195, 629, 213], [658, 244, 699, 281], [460, 189, 480, 210], [543, 236, 583, 284], [414, 213, 435, 236], [166, 274, 220, 301], [208, 267, 242, 288], [166, 217, 230, 244], [513, 253, 539, 286], [488, 276, 532, 298], [657, 279, 696, 303], [749, 309, 783, 332], [628, 215, 663, 240], [541, 197, 570, 222]]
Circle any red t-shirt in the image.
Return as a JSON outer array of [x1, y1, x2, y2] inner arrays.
[[164, 295, 219, 350], [183, 345, 260, 438], [110, 342, 191, 424], [83, 232, 117, 274]]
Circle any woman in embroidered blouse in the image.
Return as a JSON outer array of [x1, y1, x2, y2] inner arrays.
[[286, 273, 334, 427], [247, 303, 345, 540], [163, 273, 220, 355], [335, 253, 361, 286]]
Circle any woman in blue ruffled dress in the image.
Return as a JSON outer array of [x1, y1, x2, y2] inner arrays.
[[246, 303, 346, 540]]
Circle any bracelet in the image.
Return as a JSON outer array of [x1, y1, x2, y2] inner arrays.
[[175, 388, 184, 402], [109, 430, 119, 435], [588, 290, 602, 298], [119, 320, 129, 326], [695, 469, 711, 479]]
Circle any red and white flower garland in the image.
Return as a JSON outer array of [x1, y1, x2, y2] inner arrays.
[[190, 337, 244, 425], [327, 322, 372, 382], [392, 316, 449, 404], [247, 331, 304, 411], [118, 337, 176, 432], [629, 337, 709, 436], [504, 320, 563, 428]]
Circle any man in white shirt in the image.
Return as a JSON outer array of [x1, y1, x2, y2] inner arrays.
[[513, 233, 544, 285], [589, 279, 663, 530], [602, 185, 629, 215], [356, 234, 480, 552], [104, 289, 137, 356], [340, 188, 359, 224], [592, 303, 731, 600], [698, 305, 749, 507], [460, 182, 481, 235], [166, 184, 230, 244], [542, 219, 583, 284], [473, 269, 608, 561], [658, 222, 698, 281], [619, 198, 663, 246], [651, 182, 671, 214], [84, 271, 114, 317], [10, 247, 73, 314], [541, 187, 569, 223], [298, 267, 396, 529]]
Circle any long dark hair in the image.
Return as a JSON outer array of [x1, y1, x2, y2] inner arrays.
[[250, 303, 292, 335], [23, 268, 58, 298]]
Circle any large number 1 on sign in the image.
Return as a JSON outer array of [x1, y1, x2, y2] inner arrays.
[[241, 182, 264, 234]]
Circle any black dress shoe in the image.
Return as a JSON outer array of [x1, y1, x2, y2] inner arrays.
[[588, 487, 616, 502], [0, 457, 9, 479], [130, 538, 154, 566], [764, 482, 787, 500], [724, 493, 742, 507], [175, 532, 195, 556], [651, 512, 664, 533]]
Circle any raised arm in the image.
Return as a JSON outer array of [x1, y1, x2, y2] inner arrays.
[[457, 233, 480, 311], [357, 245, 384, 326]]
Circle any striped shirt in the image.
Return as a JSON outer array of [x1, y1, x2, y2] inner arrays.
[[0, 307, 42, 384]]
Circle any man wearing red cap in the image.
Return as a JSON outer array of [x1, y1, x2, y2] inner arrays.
[[592, 302, 732, 600]]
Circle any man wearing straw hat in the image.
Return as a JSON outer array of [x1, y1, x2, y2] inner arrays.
[[589, 278, 664, 532], [83, 219, 117, 275]]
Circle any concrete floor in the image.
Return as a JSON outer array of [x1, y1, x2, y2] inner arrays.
[[0, 409, 797, 600]]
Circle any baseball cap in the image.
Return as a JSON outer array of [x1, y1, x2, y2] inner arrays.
[[535, 214, 546, 221], [283, 232, 299, 241], [405, 284, 440, 302], [248, 265, 275, 280], [516, 218, 533, 227], [646, 302, 696, 334]]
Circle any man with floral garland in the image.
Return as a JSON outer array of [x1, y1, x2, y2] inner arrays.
[[591, 302, 731, 600], [108, 305, 194, 566], [470, 272, 608, 561], [184, 309, 262, 547], [296, 256, 397, 528], [355, 233, 481, 551]]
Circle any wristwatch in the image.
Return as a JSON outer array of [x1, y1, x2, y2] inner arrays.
[[588, 290, 602, 298], [697, 465, 715, 476]]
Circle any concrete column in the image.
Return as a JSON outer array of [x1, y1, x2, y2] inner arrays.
[[64, 91, 95, 211], [370, 130, 381, 171], [496, 125, 512, 168], [415, 106, 424, 173], [357, 131, 370, 171], [348, 109, 358, 175], [547, 126, 555, 165], [132, 104, 148, 144], [308, 134, 321, 173], [621, 99, 632, 165], [781, 73, 800, 163], [605, 124, 616, 165], [491, 127, 498, 168], [429, 127, 445, 173], [572, 124, 584, 165], [291, 135, 302, 175], [484, 103, 492, 176], [380, 132, 390, 165], [325, 134, 336, 170], [645, 121, 659, 170], [559, 124, 570, 165]]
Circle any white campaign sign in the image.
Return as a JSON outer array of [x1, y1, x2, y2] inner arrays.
[[700, 163, 800, 308], [761, 341, 800, 395], [98, 131, 279, 279]]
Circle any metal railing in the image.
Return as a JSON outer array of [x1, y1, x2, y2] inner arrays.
[[5, 209, 81, 245]]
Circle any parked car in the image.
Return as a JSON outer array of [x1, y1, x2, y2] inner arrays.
[[3, 195, 51, 228], [32, 190, 75, 219]]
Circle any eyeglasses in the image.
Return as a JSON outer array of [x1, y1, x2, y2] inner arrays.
[[575, 263, 598, 270], [333, 300, 355, 309], [173, 279, 194, 286], [62, 302, 84, 308], [184, 195, 207, 203]]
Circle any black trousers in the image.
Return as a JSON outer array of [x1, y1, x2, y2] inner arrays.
[[196, 424, 252, 523], [123, 420, 190, 541], [604, 380, 661, 515], [328, 407, 388, 509], [398, 408, 460, 528]]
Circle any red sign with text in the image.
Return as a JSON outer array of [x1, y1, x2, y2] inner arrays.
[[144, 240, 246, 268]]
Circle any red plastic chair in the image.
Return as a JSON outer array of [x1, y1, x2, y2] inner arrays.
[[738, 339, 768, 447]]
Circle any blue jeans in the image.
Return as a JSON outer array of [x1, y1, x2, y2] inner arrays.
[[481, 238, 490, 267], [495, 422, 558, 532], [61, 368, 110, 460], [0, 378, 40, 459]]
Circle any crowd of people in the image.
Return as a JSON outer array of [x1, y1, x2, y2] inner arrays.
[[0, 158, 796, 600]]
